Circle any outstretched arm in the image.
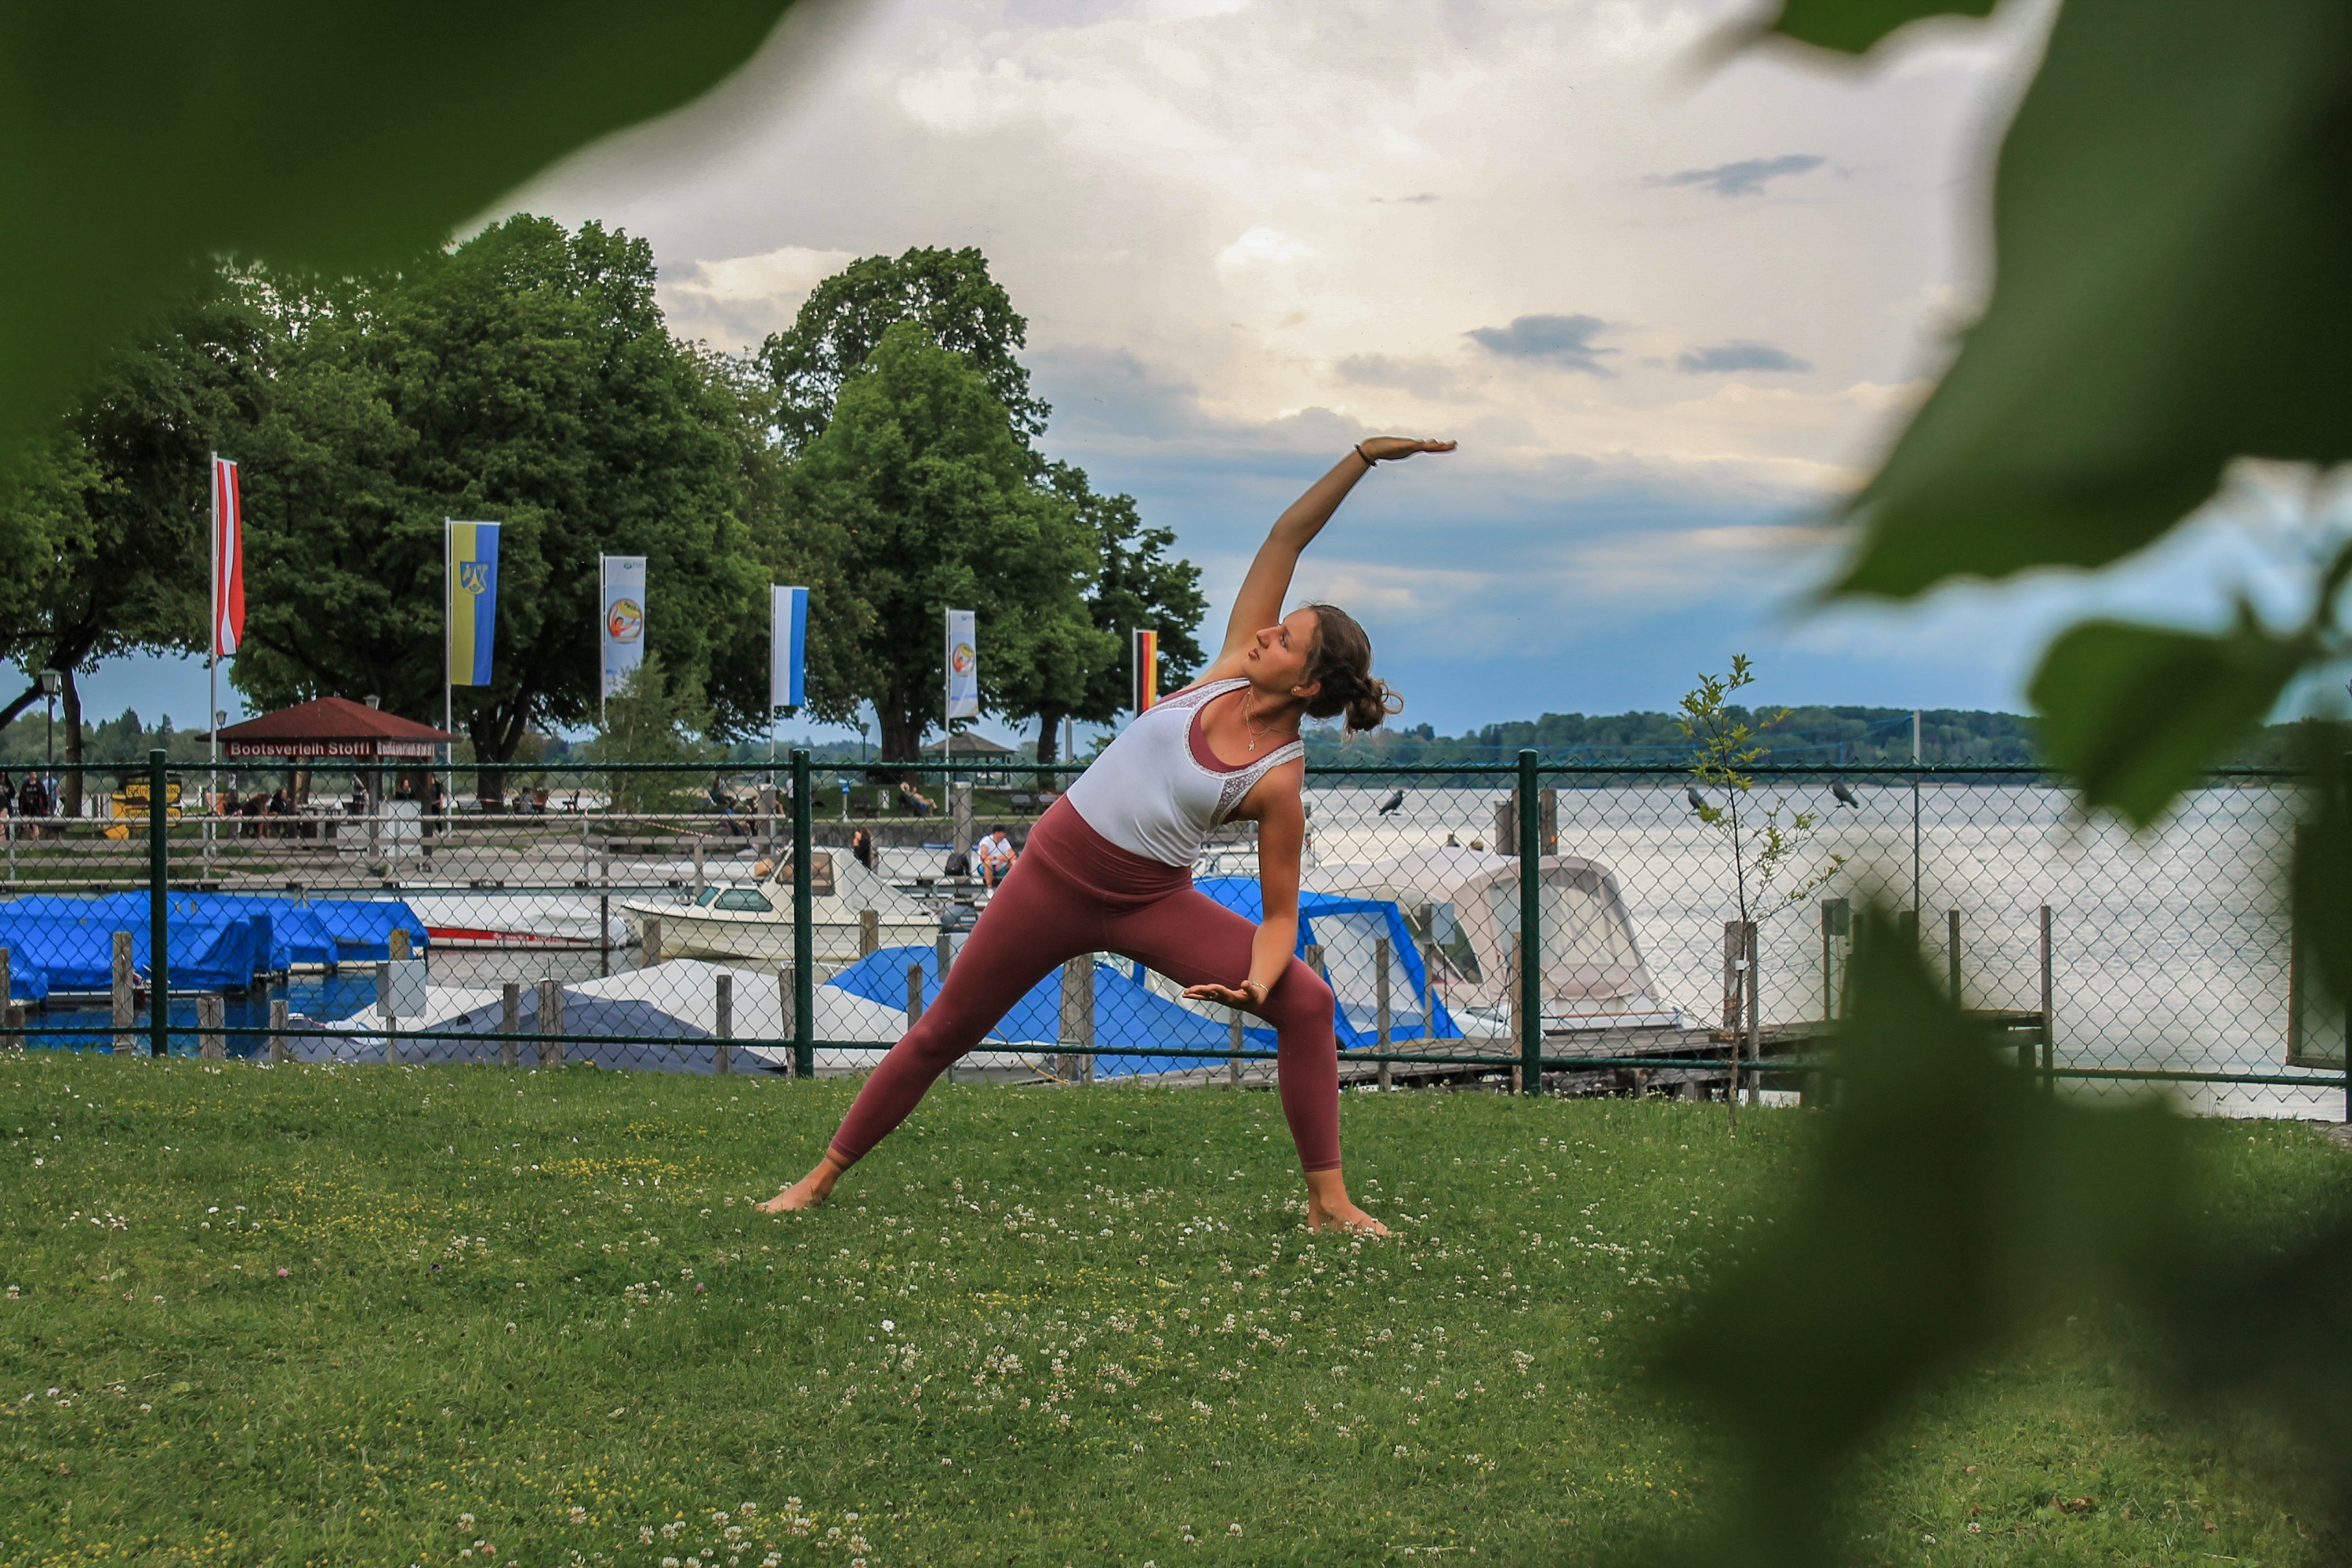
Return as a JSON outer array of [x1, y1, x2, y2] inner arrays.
[[1200, 437, 1456, 680]]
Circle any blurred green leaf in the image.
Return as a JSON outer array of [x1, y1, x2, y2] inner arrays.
[[1768, 0, 1994, 55], [2290, 721, 2352, 1004], [0, 0, 797, 441], [1835, 0, 2352, 597], [1652, 910, 2187, 1567], [2027, 618, 2304, 829], [2159, 1184, 2352, 1524]]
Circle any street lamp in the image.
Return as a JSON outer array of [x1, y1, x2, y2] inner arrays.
[[37, 669, 60, 804]]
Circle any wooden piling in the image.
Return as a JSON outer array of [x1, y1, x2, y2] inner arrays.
[[268, 1000, 289, 1065], [2038, 905, 2055, 1093], [1228, 1007, 1243, 1089], [1947, 909, 1963, 1007], [1058, 956, 1094, 1083], [112, 932, 136, 1053], [501, 982, 521, 1069], [713, 971, 733, 1077], [537, 977, 564, 1068], [376, 960, 397, 1065], [642, 916, 664, 967], [859, 909, 879, 957], [198, 994, 226, 1061], [1375, 935, 1392, 1091], [906, 963, 926, 1029], [1743, 920, 1760, 1109]]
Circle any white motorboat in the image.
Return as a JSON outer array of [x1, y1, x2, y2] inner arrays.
[[618, 850, 935, 975]]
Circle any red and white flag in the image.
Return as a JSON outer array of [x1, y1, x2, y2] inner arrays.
[[211, 455, 243, 657]]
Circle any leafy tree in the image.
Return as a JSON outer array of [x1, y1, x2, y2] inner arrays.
[[585, 651, 717, 816], [787, 322, 1094, 761], [1016, 462, 1207, 768], [0, 276, 270, 812], [233, 216, 785, 799], [757, 247, 1047, 455], [1677, 655, 1843, 934]]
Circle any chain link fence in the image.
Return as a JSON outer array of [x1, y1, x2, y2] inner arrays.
[[5, 750, 2342, 1120]]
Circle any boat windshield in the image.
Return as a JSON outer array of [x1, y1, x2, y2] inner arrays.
[[691, 888, 721, 907]]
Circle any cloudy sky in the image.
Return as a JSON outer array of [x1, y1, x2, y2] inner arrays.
[[109, 0, 2320, 740]]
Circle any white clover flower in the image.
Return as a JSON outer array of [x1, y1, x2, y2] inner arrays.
[[1228, 1523, 1243, 1537], [568, 1507, 588, 1526]]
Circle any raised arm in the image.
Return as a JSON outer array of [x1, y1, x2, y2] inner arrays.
[[1199, 437, 1456, 681]]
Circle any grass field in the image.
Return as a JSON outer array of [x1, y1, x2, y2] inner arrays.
[[0, 1055, 2341, 1566]]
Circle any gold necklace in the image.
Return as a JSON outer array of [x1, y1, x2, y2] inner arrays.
[[1243, 688, 1291, 753]]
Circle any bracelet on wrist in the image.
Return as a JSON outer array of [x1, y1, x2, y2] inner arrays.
[[1353, 442, 1377, 469]]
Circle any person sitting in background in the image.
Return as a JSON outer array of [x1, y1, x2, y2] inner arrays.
[[851, 828, 876, 870], [898, 781, 935, 818], [976, 824, 1018, 890]]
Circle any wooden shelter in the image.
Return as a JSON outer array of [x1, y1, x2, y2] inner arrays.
[[205, 697, 455, 761]]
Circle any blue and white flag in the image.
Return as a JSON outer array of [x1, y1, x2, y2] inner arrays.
[[771, 585, 808, 712], [944, 608, 978, 720]]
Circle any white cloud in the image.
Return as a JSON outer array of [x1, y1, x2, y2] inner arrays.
[[1214, 226, 1313, 278], [659, 244, 860, 345], [498, 0, 2067, 723]]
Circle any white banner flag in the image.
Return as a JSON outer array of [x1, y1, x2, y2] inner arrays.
[[600, 554, 647, 700], [771, 585, 808, 711], [944, 608, 978, 721]]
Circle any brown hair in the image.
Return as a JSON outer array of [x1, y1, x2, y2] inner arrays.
[[1299, 603, 1403, 734]]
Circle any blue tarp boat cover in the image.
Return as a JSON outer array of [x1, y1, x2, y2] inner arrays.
[[829, 884, 1458, 1077], [0, 893, 425, 1000]]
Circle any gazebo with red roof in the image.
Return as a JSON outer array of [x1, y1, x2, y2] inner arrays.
[[208, 697, 456, 760]]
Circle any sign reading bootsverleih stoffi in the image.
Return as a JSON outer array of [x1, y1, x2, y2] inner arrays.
[[600, 554, 647, 700], [944, 608, 978, 721]]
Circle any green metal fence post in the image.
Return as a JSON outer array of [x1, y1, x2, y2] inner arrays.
[[147, 749, 169, 1058], [1517, 749, 1542, 1097], [792, 747, 815, 1080]]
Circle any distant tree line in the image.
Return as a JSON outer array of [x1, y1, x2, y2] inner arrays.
[[1304, 706, 2317, 771], [0, 223, 1206, 799]]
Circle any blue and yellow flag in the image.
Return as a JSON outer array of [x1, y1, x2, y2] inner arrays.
[[448, 521, 501, 686]]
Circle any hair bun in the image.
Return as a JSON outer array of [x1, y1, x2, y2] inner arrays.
[[1342, 677, 1403, 735]]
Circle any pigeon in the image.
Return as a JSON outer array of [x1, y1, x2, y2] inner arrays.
[[1377, 789, 1405, 816], [1685, 786, 1711, 813], [1831, 779, 1860, 808]]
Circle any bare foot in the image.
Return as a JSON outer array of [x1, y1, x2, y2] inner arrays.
[[757, 1152, 847, 1213], [1307, 1196, 1391, 1236], [1302, 1167, 1390, 1236]]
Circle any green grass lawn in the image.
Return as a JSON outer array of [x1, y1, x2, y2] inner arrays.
[[0, 1056, 2339, 1566]]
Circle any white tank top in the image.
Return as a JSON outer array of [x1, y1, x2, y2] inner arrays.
[[1062, 678, 1306, 867]]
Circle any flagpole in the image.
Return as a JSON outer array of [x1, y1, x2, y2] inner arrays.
[[443, 520, 453, 778], [206, 454, 219, 876]]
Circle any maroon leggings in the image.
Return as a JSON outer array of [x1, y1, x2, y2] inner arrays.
[[826, 799, 1341, 1172]]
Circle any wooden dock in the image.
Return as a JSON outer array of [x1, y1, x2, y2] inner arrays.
[[1130, 1022, 1831, 1096]]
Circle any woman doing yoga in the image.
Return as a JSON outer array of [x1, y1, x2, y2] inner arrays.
[[759, 436, 1456, 1232]]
